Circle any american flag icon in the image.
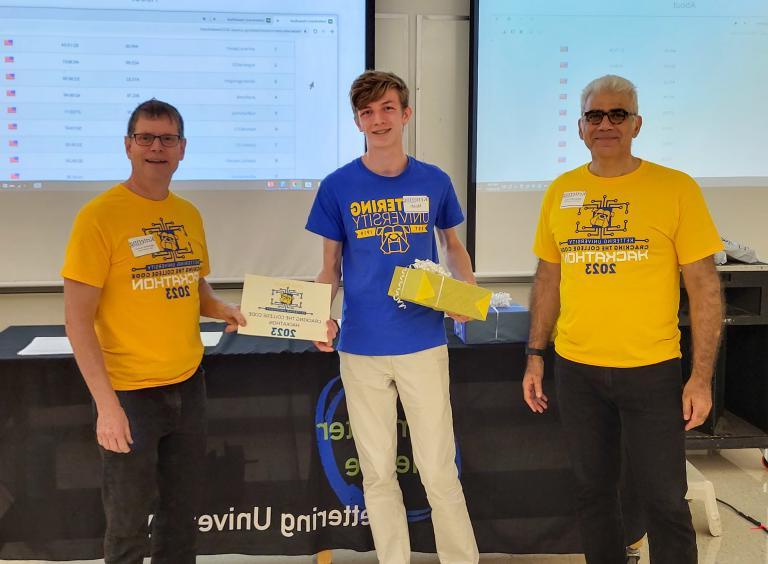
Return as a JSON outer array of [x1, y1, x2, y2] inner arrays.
[[10, 173, 19, 179], [9, 156, 18, 163], [3, 39, 13, 46], [559, 93, 567, 100], [7, 106, 16, 113], [8, 139, 18, 147], [4, 56, 13, 63], [5, 73, 15, 80], [6, 89, 15, 96], [7, 122, 17, 129]]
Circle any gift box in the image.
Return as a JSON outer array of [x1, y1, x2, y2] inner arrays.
[[387, 266, 492, 321], [453, 304, 529, 344]]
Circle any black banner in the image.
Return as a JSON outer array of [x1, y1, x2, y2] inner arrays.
[[0, 325, 642, 559]]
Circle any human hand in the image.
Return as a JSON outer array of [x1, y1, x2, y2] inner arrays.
[[446, 312, 472, 323], [96, 403, 133, 453], [522, 357, 548, 413], [221, 303, 247, 333], [313, 319, 339, 352], [682, 377, 712, 431]]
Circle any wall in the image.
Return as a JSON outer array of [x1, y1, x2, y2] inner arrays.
[[4, 0, 768, 330]]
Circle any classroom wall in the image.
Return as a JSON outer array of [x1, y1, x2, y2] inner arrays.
[[3, 0, 767, 330]]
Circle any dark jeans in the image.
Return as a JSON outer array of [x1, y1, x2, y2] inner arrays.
[[555, 355, 696, 564], [99, 367, 206, 564]]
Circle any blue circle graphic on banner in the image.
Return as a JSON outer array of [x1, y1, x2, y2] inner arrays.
[[315, 375, 462, 523]]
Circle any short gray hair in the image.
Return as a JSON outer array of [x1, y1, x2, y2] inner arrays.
[[580, 75, 638, 114]]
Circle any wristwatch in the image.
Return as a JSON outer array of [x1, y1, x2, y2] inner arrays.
[[525, 345, 546, 357]]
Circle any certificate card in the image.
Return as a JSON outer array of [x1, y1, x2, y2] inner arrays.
[[238, 275, 332, 341]]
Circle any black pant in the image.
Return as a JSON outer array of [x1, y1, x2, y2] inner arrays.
[[99, 367, 206, 564], [555, 355, 697, 564]]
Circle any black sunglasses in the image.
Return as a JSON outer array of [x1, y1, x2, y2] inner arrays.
[[582, 109, 636, 125]]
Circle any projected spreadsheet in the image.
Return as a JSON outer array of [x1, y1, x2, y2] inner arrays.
[[475, 1, 768, 191], [0, 6, 339, 185]]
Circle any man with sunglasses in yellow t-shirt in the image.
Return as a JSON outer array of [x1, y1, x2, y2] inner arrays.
[[523, 75, 723, 564], [62, 100, 245, 564]]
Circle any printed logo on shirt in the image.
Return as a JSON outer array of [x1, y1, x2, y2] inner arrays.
[[348, 197, 429, 255], [379, 225, 410, 254], [558, 194, 650, 274], [130, 217, 202, 293]]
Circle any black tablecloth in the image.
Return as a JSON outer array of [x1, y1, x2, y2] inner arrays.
[[0, 324, 643, 559]]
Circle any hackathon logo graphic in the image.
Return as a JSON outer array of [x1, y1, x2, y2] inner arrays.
[[575, 195, 629, 239], [270, 287, 304, 311], [131, 217, 200, 274], [558, 194, 650, 270]]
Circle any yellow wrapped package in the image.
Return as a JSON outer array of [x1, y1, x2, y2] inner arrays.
[[387, 266, 492, 321]]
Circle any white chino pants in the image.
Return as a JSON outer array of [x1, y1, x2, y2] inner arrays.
[[339, 345, 479, 564]]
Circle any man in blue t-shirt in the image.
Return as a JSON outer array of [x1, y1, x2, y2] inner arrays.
[[306, 71, 479, 564]]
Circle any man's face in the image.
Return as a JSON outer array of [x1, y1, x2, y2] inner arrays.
[[578, 90, 642, 161], [354, 87, 412, 150], [124, 116, 186, 180]]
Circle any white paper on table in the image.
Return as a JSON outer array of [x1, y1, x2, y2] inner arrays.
[[201, 331, 223, 347], [18, 331, 224, 356], [17, 336, 73, 356]]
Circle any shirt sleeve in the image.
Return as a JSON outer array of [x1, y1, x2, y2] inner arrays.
[[305, 179, 345, 242], [435, 174, 465, 230], [674, 177, 723, 265], [60, 206, 111, 288], [197, 210, 211, 278], [532, 184, 561, 263]]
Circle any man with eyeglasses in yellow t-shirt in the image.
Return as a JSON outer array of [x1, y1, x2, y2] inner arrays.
[[62, 99, 245, 564], [523, 75, 722, 564]]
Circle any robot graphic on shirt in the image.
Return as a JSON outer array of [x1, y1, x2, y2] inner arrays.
[[143, 218, 193, 261], [575, 195, 630, 238]]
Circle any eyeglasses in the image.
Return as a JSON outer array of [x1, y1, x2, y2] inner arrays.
[[130, 133, 182, 147], [582, 109, 636, 125]]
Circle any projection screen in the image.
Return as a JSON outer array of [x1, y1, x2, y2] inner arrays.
[[0, 0, 373, 286], [470, 0, 768, 277]]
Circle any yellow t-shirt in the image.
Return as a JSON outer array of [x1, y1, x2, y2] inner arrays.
[[533, 160, 722, 368], [61, 184, 210, 390]]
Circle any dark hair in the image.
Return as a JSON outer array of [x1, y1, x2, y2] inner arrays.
[[126, 99, 184, 138], [349, 70, 409, 115]]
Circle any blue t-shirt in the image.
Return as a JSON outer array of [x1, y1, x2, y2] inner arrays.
[[306, 156, 465, 355]]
